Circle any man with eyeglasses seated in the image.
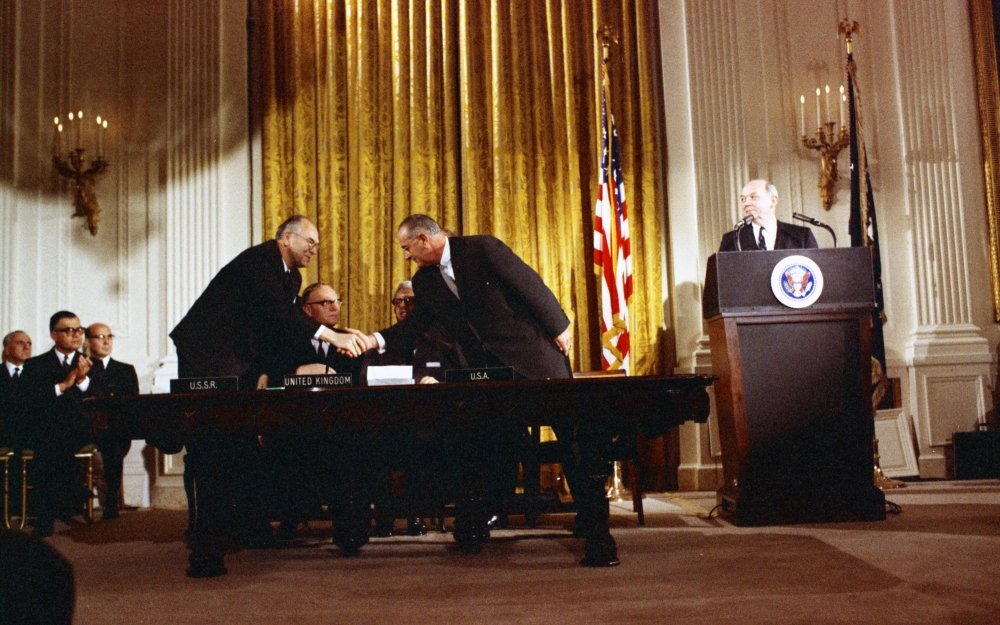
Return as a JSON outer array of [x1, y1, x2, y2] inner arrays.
[[261, 282, 363, 385], [84, 323, 139, 520], [362, 281, 466, 536], [19, 311, 94, 537], [259, 282, 369, 541]]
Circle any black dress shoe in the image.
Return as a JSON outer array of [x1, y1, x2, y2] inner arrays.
[[102, 508, 120, 520], [406, 516, 426, 536]]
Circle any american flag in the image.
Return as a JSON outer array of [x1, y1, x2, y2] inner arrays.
[[593, 92, 632, 373]]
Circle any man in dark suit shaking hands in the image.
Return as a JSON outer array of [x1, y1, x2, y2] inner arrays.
[[170, 214, 366, 386], [169, 215, 366, 577], [364, 215, 619, 566], [370, 215, 573, 376], [718, 179, 818, 251]]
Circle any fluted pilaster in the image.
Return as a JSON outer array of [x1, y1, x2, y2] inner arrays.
[[893, 0, 992, 476]]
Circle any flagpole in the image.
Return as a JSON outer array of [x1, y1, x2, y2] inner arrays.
[[595, 25, 629, 503], [840, 18, 905, 498]]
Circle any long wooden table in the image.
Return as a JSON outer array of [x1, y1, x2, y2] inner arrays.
[[84, 374, 712, 577]]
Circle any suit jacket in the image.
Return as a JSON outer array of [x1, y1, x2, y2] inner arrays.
[[379, 235, 572, 380], [0, 364, 25, 446], [170, 239, 321, 381], [364, 323, 466, 382], [18, 349, 92, 453], [89, 358, 139, 399], [718, 220, 818, 252], [264, 336, 364, 387]]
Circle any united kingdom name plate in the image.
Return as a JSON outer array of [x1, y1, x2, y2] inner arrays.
[[282, 373, 354, 388]]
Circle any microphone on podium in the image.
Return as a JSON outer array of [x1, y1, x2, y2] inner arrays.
[[792, 212, 837, 247]]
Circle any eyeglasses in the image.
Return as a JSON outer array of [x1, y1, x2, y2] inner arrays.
[[305, 299, 342, 308], [87, 333, 115, 341], [391, 296, 415, 306], [292, 232, 320, 250], [54, 327, 85, 336]]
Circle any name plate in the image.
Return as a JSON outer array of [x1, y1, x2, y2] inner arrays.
[[170, 377, 239, 393], [445, 367, 514, 383], [283, 373, 354, 388]]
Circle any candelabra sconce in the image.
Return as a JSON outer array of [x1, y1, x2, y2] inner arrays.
[[801, 122, 850, 212], [51, 111, 109, 236]]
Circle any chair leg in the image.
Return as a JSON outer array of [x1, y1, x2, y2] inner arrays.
[[19, 455, 31, 531], [628, 460, 644, 526], [76, 452, 96, 524], [1, 456, 10, 530]]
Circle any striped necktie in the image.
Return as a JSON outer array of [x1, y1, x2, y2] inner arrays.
[[758, 228, 767, 251]]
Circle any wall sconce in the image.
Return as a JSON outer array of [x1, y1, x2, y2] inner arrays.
[[799, 86, 850, 211], [52, 111, 109, 236]]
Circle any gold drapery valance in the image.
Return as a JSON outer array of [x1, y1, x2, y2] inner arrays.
[[256, 0, 668, 374]]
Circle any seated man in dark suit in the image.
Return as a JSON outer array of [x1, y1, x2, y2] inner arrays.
[[1, 331, 33, 509], [260, 282, 366, 541], [364, 281, 466, 536], [366, 280, 466, 381], [19, 311, 93, 538], [718, 179, 818, 251], [84, 323, 139, 520], [1, 330, 33, 448]]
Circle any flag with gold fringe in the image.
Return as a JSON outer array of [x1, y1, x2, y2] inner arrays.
[[843, 19, 889, 407]]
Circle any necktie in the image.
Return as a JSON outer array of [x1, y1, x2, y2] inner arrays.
[[63, 355, 73, 369], [12, 366, 20, 380], [316, 341, 326, 358], [758, 228, 766, 251], [440, 265, 460, 298]]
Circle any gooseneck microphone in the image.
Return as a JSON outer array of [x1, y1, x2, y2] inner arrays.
[[792, 212, 837, 247], [732, 214, 753, 251]]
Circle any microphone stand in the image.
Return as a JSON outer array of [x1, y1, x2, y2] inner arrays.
[[732, 215, 753, 252], [792, 212, 837, 247]]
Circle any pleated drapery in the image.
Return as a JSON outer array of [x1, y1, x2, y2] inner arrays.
[[258, 0, 668, 374]]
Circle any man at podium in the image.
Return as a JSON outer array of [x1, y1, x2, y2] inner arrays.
[[718, 179, 818, 251]]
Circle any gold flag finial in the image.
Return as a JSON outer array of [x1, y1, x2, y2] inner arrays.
[[596, 25, 618, 62], [839, 18, 860, 55]]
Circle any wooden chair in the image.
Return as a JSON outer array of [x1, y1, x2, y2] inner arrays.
[[519, 369, 645, 526], [4, 444, 100, 530]]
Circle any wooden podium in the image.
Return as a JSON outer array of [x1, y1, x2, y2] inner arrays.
[[703, 248, 885, 525]]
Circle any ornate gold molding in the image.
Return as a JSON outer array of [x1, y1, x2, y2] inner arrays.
[[969, 0, 1000, 321]]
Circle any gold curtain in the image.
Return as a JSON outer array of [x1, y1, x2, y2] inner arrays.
[[257, 0, 668, 374]]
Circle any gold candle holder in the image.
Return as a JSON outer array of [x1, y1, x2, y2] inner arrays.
[[801, 121, 849, 211]]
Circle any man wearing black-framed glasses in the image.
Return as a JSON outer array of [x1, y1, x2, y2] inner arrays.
[[19, 311, 94, 537]]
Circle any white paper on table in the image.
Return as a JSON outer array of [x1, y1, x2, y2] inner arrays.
[[366, 365, 414, 386]]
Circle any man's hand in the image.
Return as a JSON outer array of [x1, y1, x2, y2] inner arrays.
[[320, 327, 366, 357], [75, 354, 92, 380], [554, 324, 573, 356]]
